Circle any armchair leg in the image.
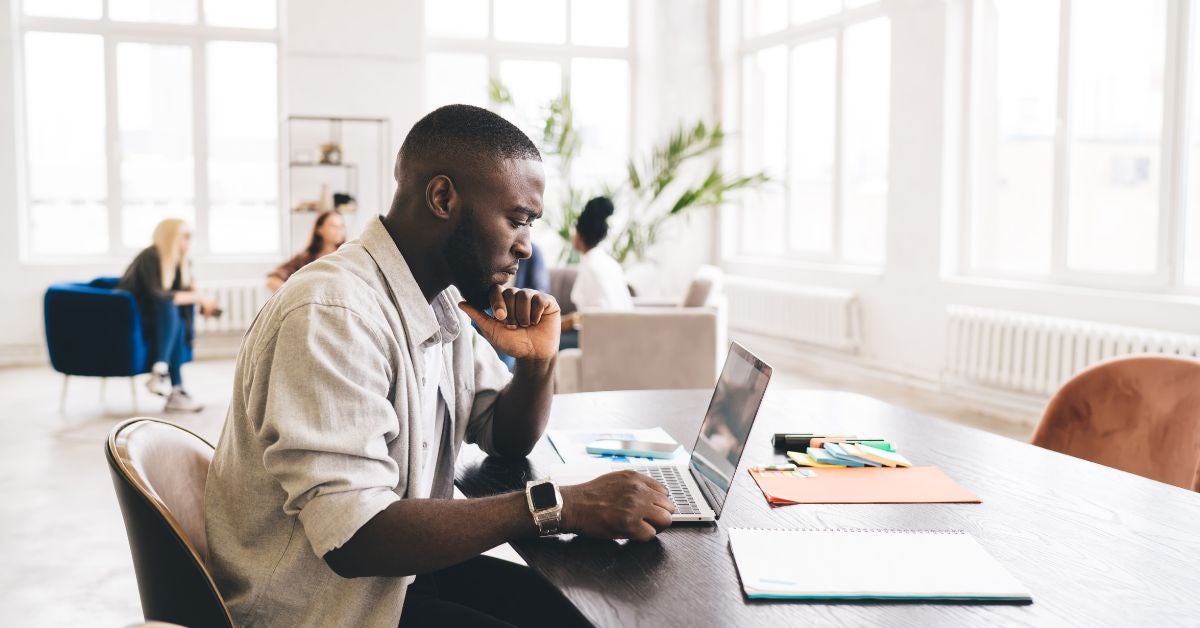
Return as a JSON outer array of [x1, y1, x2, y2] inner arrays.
[[129, 377, 138, 414], [59, 375, 69, 414]]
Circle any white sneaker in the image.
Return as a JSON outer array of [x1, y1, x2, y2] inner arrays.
[[164, 389, 204, 413], [146, 362, 172, 397]]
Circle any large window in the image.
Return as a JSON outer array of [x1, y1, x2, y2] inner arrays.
[[424, 0, 632, 190], [728, 0, 891, 266], [966, 0, 1199, 291], [17, 0, 280, 260]]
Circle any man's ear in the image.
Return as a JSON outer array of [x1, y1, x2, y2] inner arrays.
[[425, 174, 456, 220]]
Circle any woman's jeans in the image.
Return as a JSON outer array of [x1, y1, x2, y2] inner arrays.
[[150, 299, 191, 386]]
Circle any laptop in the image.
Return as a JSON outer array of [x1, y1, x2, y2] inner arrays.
[[551, 342, 772, 522]]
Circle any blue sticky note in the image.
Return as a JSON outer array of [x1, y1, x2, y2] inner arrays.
[[825, 443, 882, 467], [809, 446, 861, 467]]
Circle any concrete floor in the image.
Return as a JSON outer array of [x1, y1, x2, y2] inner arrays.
[[0, 357, 1032, 626]]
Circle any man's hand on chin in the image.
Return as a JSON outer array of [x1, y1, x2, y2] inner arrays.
[[458, 284, 561, 360]]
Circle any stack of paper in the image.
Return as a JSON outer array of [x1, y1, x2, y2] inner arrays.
[[728, 528, 1032, 602]]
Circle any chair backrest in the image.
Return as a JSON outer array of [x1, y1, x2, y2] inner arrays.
[[681, 265, 723, 308], [578, 309, 720, 392], [1032, 355, 1200, 491], [106, 418, 233, 628], [549, 267, 579, 315], [45, 280, 148, 377]]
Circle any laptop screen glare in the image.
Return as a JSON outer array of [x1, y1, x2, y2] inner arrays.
[[688, 343, 772, 516]]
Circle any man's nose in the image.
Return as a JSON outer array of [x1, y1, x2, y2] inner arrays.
[[513, 231, 532, 260]]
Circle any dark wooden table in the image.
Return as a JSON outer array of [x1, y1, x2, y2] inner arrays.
[[456, 389, 1200, 627]]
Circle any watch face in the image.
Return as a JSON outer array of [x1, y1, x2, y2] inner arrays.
[[529, 482, 558, 510]]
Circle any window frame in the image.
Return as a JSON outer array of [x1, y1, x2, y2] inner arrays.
[[14, 0, 285, 264], [959, 0, 1196, 294], [423, 0, 636, 168], [723, 0, 891, 268]]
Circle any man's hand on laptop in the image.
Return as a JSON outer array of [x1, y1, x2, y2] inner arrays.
[[460, 285, 561, 361], [558, 471, 675, 542]]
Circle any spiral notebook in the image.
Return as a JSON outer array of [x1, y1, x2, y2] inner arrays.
[[728, 528, 1032, 602]]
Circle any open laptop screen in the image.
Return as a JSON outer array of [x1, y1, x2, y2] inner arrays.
[[688, 342, 772, 517]]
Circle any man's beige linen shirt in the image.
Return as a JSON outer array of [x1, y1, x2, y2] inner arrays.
[[204, 216, 513, 627]]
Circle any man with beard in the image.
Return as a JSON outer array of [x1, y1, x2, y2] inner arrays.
[[204, 105, 673, 627]]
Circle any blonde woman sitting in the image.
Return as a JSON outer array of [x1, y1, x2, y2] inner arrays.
[[117, 218, 219, 412]]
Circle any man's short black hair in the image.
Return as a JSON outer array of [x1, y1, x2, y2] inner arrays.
[[398, 104, 541, 172]]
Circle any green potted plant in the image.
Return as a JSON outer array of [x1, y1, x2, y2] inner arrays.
[[490, 80, 769, 266]]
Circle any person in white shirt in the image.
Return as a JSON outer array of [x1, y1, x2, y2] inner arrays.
[[560, 196, 632, 349]]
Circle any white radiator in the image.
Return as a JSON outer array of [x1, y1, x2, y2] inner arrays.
[[195, 280, 270, 335], [725, 278, 860, 351], [945, 305, 1200, 396]]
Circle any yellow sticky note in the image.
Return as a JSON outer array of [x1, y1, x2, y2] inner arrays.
[[787, 451, 846, 468]]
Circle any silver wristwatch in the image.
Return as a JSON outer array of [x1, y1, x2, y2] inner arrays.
[[525, 479, 563, 536]]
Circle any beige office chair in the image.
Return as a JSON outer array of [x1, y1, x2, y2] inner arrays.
[[1032, 355, 1200, 491], [555, 266, 727, 393], [106, 418, 234, 627]]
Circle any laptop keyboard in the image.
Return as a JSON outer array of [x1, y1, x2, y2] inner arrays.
[[633, 465, 700, 515]]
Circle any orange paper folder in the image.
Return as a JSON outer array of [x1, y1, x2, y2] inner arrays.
[[748, 467, 981, 505]]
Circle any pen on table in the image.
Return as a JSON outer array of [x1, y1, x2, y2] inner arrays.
[[771, 434, 860, 451]]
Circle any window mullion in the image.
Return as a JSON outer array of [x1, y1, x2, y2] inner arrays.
[[958, 0, 976, 276], [1050, 0, 1071, 280], [1163, 0, 1192, 288], [832, 28, 845, 262], [488, 0, 495, 40], [192, 37, 211, 257], [103, 34, 122, 255], [782, 43, 792, 256]]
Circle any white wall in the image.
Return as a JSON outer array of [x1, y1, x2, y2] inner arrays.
[[282, 0, 424, 254], [720, 0, 1200, 396]]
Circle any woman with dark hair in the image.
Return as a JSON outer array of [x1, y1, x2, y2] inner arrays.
[[267, 210, 347, 293], [559, 196, 632, 348]]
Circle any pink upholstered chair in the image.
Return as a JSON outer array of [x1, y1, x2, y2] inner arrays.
[[1032, 355, 1200, 491]]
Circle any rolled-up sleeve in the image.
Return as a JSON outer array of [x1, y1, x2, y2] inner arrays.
[[462, 324, 514, 456], [257, 303, 403, 558]]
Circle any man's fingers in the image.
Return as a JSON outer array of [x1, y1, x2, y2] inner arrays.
[[458, 302, 503, 338], [529, 293, 554, 326], [646, 505, 674, 532], [502, 291, 518, 326], [514, 290, 532, 327], [642, 477, 669, 496], [488, 285, 507, 320], [630, 521, 659, 542], [652, 491, 676, 514]]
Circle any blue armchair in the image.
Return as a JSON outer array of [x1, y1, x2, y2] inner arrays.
[[44, 277, 192, 411]]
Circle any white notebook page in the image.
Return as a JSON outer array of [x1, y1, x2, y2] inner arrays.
[[728, 528, 1032, 601]]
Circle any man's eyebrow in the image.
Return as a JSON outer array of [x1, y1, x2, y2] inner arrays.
[[512, 206, 542, 220]]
